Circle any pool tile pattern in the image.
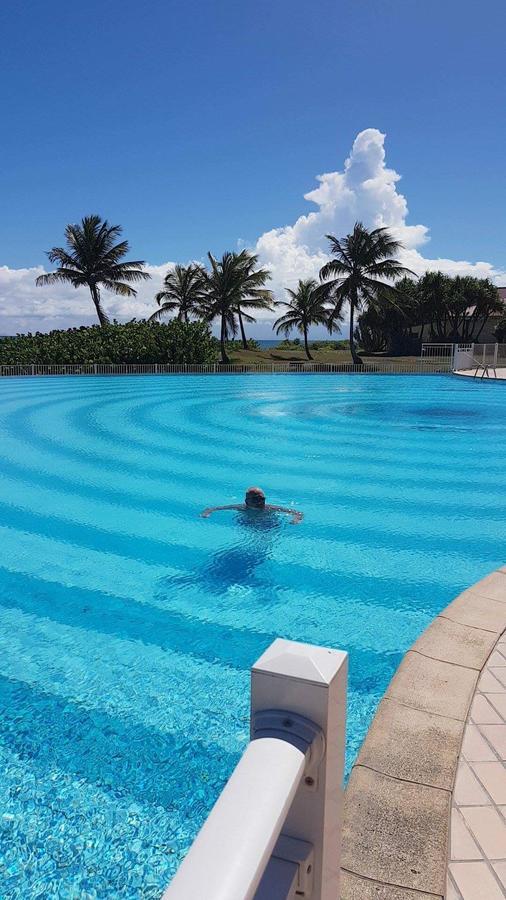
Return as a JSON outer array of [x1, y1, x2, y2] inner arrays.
[[448, 637, 506, 899]]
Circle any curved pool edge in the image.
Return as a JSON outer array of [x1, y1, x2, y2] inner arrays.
[[453, 369, 506, 381], [340, 566, 506, 899]]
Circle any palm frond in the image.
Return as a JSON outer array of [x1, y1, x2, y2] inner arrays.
[[36, 215, 151, 325], [101, 280, 137, 297]]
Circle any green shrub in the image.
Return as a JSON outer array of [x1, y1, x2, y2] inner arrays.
[[0, 320, 217, 365], [276, 338, 349, 351], [277, 338, 301, 348], [495, 316, 506, 342], [225, 339, 261, 350], [308, 340, 349, 351]]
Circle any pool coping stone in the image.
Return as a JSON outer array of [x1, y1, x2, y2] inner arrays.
[[340, 566, 506, 900]]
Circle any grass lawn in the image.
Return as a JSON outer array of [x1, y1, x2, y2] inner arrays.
[[227, 346, 423, 366]]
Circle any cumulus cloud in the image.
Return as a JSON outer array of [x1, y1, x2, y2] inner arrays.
[[255, 128, 506, 308], [0, 263, 171, 335], [0, 128, 504, 335]]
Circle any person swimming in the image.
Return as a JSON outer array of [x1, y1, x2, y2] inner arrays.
[[200, 486, 303, 524]]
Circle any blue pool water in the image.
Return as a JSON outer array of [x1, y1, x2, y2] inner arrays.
[[0, 373, 504, 898]]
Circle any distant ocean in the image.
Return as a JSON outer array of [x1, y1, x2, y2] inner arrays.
[[256, 339, 340, 348]]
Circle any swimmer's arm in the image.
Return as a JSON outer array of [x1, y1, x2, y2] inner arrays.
[[200, 504, 245, 518], [267, 505, 303, 524]]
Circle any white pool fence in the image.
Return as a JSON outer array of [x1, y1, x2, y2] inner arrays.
[[0, 345, 504, 377], [162, 639, 348, 900], [421, 343, 506, 377]]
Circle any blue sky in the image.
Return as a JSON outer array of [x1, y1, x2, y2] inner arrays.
[[0, 0, 505, 334]]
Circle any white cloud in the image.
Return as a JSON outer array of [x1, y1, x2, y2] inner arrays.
[[0, 263, 171, 335], [255, 128, 506, 309], [0, 128, 504, 336]]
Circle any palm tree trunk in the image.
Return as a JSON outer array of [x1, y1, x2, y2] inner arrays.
[[303, 325, 313, 360], [348, 292, 362, 365], [237, 307, 248, 350], [220, 313, 229, 364], [89, 283, 109, 327]]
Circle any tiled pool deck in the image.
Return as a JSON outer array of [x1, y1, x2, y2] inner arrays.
[[448, 634, 506, 899], [341, 567, 506, 899], [455, 368, 506, 380]]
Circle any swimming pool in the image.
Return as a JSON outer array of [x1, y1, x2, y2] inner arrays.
[[0, 373, 504, 898]]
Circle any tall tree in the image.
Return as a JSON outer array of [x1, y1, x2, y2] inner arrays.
[[203, 251, 273, 363], [319, 222, 413, 364], [273, 279, 337, 360], [447, 276, 502, 341], [235, 251, 274, 349], [416, 271, 452, 341], [36, 215, 150, 326], [149, 263, 208, 322]]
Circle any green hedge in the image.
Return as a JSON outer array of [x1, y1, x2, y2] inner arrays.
[[277, 338, 350, 351], [224, 339, 261, 350], [0, 320, 218, 365]]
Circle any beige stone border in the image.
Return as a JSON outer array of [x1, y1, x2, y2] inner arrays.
[[340, 566, 506, 899]]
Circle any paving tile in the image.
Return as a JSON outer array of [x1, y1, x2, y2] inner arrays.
[[450, 861, 505, 899], [488, 649, 506, 667], [478, 669, 506, 693], [470, 694, 504, 724], [491, 667, 506, 689], [445, 878, 461, 900], [460, 806, 506, 859], [413, 616, 497, 670], [385, 651, 477, 722], [454, 760, 490, 805], [461, 724, 499, 761], [450, 808, 482, 859], [356, 697, 462, 790], [442, 591, 506, 634], [341, 765, 449, 895], [486, 692, 506, 721], [480, 725, 506, 760], [492, 860, 506, 889], [471, 571, 506, 603], [340, 869, 441, 899], [471, 762, 506, 805]]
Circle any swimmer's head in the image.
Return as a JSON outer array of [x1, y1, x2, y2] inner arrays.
[[245, 487, 266, 509]]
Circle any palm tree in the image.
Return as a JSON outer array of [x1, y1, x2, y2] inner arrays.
[[234, 254, 274, 348], [203, 251, 273, 363], [319, 222, 414, 364], [36, 215, 150, 326], [273, 279, 337, 360], [149, 263, 208, 323]]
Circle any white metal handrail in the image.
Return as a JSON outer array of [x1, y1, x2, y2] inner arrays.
[[164, 735, 306, 900], [473, 360, 497, 379], [161, 639, 348, 900]]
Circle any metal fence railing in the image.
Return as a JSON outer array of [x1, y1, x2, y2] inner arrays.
[[450, 343, 506, 378], [0, 359, 455, 378], [420, 343, 455, 360]]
